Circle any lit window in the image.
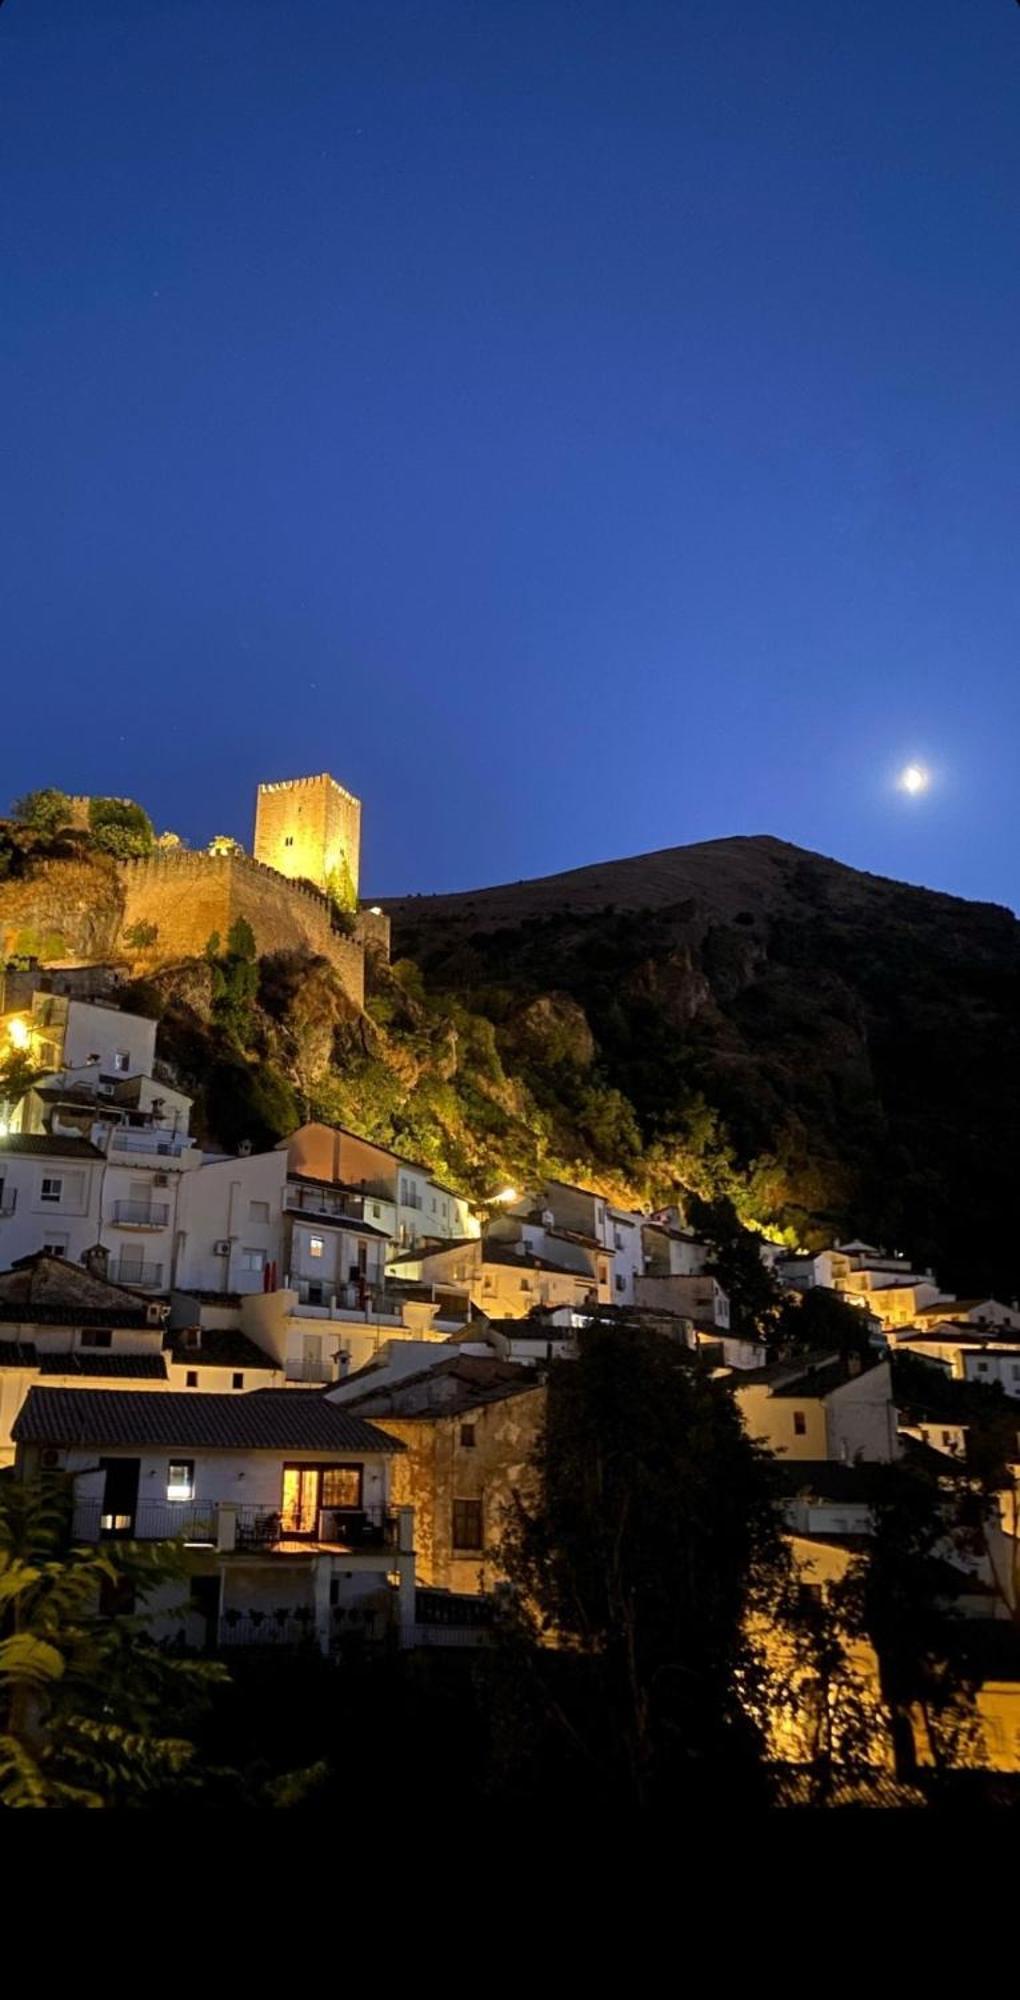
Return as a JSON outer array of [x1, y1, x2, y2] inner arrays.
[[241, 1247, 265, 1272], [40, 1177, 63, 1204], [249, 1200, 270, 1223], [167, 1460, 194, 1502], [309, 1236, 324, 1259], [793, 1411, 807, 1436]]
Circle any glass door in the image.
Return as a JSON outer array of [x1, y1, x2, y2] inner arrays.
[[281, 1465, 320, 1536]]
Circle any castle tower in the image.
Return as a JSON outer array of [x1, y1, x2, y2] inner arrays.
[[253, 773, 361, 904]]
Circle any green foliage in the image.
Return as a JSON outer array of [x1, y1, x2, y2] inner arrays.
[[497, 1319, 784, 1807], [688, 1194, 784, 1345], [123, 919, 159, 951], [204, 1055, 299, 1152], [0, 1048, 40, 1111], [324, 854, 357, 915], [10, 789, 73, 837], [0, 1476, 227, 1808], [88, 797, 155, 858], [775, 1284, 873, 1360]]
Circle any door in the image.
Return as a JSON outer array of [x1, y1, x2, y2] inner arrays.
[[99, 1457, 140, 1537], [281, 1465, 320, 1536]]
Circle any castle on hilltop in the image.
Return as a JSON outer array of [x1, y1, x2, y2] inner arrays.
[[0, 771, 388, 1010]]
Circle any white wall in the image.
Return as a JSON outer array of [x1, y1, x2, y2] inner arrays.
[[61, 1001, 157, 1078], [0, 1146, 103, 1266], [175, 1151, 288, 1296]]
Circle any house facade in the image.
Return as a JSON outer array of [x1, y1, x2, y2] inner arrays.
[[13, 1384, 415, 1650]]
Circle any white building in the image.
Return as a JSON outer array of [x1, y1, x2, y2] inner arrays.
[[0, 1133, 105, 1267], [240, 1286, 471, 1385], [895, 1328, 1020, 1399], [283, 1123, 480, 1255], [13, 1384, 416, 1651], [0, 1251, 169, 1464]]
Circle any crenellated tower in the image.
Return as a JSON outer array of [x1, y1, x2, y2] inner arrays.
[[253, 773, 361, 904]]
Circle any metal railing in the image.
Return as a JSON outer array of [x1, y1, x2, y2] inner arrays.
[[283, 1355, 337, 1384], [112, 1199, 170, 1227], [72, 1500, 218, 1543], [114, 1258, 164, 1288], [234, 1503, 398, 1551], [218, 1609, 317, 1648], [109, 1129, 189, 1157]]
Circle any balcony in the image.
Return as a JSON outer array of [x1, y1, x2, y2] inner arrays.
[[234, 1504, 399, 1553], [70, 1499, 400, 1555], [111, 1199, 170, 1229], [108, 1129, 191, 1159], [284, 1355, 337, 1384], [72, 1500, 218, 1544], [113, 1258, 164, 1290]]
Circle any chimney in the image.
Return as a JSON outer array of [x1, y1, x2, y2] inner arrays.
[[82, 1243, 110, 1282]]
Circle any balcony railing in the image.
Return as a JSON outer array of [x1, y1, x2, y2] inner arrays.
[[72, 1500, 218, 1544], [284, 1355, 337, 1384], [112, 1199, 170, 1228], [235, 1503, 398, 1552], [108, 1129, 188, 1157], [71, 1498, 400, 1555], [114, 1259, 164, 1289]]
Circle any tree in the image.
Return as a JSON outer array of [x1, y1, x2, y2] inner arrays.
[[497, 1317, 784, 1808], [10, 789, 73, 837], [839, 1462, 982, 1781], [88, 797, 155, 858], [687, 1194, 784, 1346], [775, 1284, 873, 1361], [0, 1476, 227, 1807]]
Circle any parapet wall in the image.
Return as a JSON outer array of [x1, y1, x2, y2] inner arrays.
[[118, 851, 365, 1005], [0, 848, 367, 1007]]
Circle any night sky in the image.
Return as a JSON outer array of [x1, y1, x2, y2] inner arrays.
[[3, 2, 1019, 908]]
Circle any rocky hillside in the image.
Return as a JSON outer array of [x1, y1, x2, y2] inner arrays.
[[381, 837, 1020, 1299]]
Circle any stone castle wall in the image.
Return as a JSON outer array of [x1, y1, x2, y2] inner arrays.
[[119, 852, 365, 1005], [0, 851, 365, 1007]]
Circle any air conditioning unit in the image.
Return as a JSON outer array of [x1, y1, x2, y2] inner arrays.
[[213, 1240, 231, 1257]]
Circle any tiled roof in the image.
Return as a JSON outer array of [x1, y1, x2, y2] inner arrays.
[[13, 1386, 405, 1453], [38, 1352, 168, 1380], [480, 1243, 598, 1280], [0, 1253, 162, 1323], [0, 1304, 155, 1329], [0, 1133, 104, 1160], [0, 1340, 38, 1368], [342, 1354, 537, 1417], [168, 1327, 278, 1372]]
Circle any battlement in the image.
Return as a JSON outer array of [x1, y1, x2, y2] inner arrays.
[[253, 769, 361, 901]]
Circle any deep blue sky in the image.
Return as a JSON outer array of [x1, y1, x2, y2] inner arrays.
[[3, 2, 1019, 907]]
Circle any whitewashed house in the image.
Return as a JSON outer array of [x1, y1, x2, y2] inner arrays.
[[0, 1133, 105, 1267], [0, 1252, 169, 1465], [175, 1147, 390, 1305], [734, 1352, 899, 1463], [283, 1123, 480, 1256], [13, 1384, 415, 1651]]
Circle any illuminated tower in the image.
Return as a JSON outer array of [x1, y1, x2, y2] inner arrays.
[[253, 773, 361, 904]]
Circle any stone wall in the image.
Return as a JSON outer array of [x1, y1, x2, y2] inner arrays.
[[119, 851, 365, 1005], [381, 1385, 545, 1593], [0, 850, 365, 1007], [254, 773, 362, 900]]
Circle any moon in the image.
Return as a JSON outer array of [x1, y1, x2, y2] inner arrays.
[[898, 763, 930, 795]]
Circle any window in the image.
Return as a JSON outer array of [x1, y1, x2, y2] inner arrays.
[[309, 1236, 324, 1259], [185, 1370, 198, 1388], [615, 1275, 625, 1293], [40, 1176, 63, 1204], [167, 1460, 194, 1502], [240, 1247, 265, 1273], [81, 1328, 112, 1350], [113, 1051, 131, 1074], [976, 1361, 989, 1374], [249, 1200, 270, 1223], [232, 1373, 244, 1390], [520, 1277, 531, 1292], [793, 1411, 807, 1436], [42, 1239, 67, 1258], [452, 1498, 484, 1552], [460, 1423, 477, 1448], [284, 834, 294, 847], [371, 1202, 381, 1219]]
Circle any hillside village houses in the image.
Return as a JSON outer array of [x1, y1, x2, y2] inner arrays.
[[3, 774, 1020, 1760]]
